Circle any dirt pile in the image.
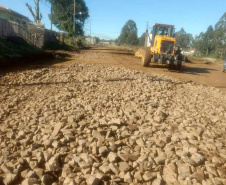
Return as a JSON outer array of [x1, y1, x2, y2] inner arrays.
[[0, 63, 226, 184]]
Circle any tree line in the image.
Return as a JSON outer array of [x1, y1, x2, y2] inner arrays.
[[117, 12, 226, 58], [193, 12, 226, 58]]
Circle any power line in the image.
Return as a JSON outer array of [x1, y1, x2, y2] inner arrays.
[[89, 18, 151, 24], [90, 30, 120, 34], [40, 0, 51, 8]]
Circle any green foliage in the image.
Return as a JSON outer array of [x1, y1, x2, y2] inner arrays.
[[193, 26, 214, 55], [215, 12, 226, 30], [75, 35, 87, 47], [205, 25, 214, 55], [193, 32, 205, 53], [94, 37, 100, 44], [42, 41, 73, 50], [46, 0, 89, 36], [117, 20, 138, 46], [138, 33, 146, 46], [0, 38, 42, 58], [193, 12, 226, 58], [63, 35, 87, 47], [213, 13, 226, 58], [175, 28, 193, 48]]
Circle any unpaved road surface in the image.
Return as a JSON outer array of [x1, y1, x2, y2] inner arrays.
[[57, 47, 226, 93], [0, 48, 226, 184]]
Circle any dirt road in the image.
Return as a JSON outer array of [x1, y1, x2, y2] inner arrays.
[[1, 47, 226, 184], [55, 47, 226, 93]]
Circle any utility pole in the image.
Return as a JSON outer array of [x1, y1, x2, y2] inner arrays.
[[90, 11, 91, 45], [73, 0, 76, 35], [144, 22, 149, 47], [50, 1, 52, 31]]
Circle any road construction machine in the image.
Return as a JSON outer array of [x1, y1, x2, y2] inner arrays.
[[135, 23, 183, 70]]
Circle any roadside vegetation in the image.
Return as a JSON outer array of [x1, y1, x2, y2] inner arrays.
[[45, 0, 89, 36], [43, 0, 89, 49], [0, 37, 42, 59], [193, 13, 226, 59], [43, 35, 88, 51], [0, 0, 90, 60]]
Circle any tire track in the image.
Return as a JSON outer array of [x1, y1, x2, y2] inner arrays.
[[111, 53, 140, 69], [111, 53, 129, 68]]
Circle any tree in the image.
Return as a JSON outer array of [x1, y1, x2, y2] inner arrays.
[[193, 32, 206, 54], [204, 25, 214, 55], [215, 12, 226, 30], [138, 33, 146, 46], [46, 0, 89, 36], [26, 0, 42, 25], [117, 20, 138, 46], [192, 12, 226, 58], [175, 28, 193, 49], [193, 26, 214, 55], [213, 12, 226, 58], [94, 36, 100, 44]]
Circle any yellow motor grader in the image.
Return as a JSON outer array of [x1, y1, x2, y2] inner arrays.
[[135, 23, 183, 70]]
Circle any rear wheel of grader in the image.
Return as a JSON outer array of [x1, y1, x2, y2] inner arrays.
[[168, 64, 173, 70], [141, 49, 151, 67]]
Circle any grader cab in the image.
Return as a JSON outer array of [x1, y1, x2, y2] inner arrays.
[[135, 23, 183, 70]]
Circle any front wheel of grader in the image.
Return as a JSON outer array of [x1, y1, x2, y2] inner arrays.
[[176, 63, 182, 70], [141, 49, 151, 67]]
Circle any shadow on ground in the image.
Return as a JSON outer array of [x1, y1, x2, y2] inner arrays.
[[181, 66, 218, 75], [0, 78, 137, 87], [88, 48, 131, 52], [144, 63, 218, 75], [0, 51, 73, 75], [112, 52, 134, 56]]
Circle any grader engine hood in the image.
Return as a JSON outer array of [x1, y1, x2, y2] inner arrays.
[[152, 35, 176, 54], [160, 40, 175, 53]]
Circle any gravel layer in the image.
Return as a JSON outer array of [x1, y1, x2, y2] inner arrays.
[[0, 63, 226, 185]]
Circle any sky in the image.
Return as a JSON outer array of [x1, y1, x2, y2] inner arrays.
[[1, 0, 226, 40]]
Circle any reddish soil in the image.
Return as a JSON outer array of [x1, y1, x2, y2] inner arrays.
[[54, 47, 226, 93], [1, 47, 225, 93]]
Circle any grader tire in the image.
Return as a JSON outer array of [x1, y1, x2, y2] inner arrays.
[[141, 49, 151, 67], [176, 63, 182, 70]]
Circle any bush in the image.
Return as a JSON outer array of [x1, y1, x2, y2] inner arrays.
[[75, 36, 87, 47], [42, 41, 72, 50], [0, 37, 42, 58], [193, 51, 204, 57], [64, 35, 87, 48]]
